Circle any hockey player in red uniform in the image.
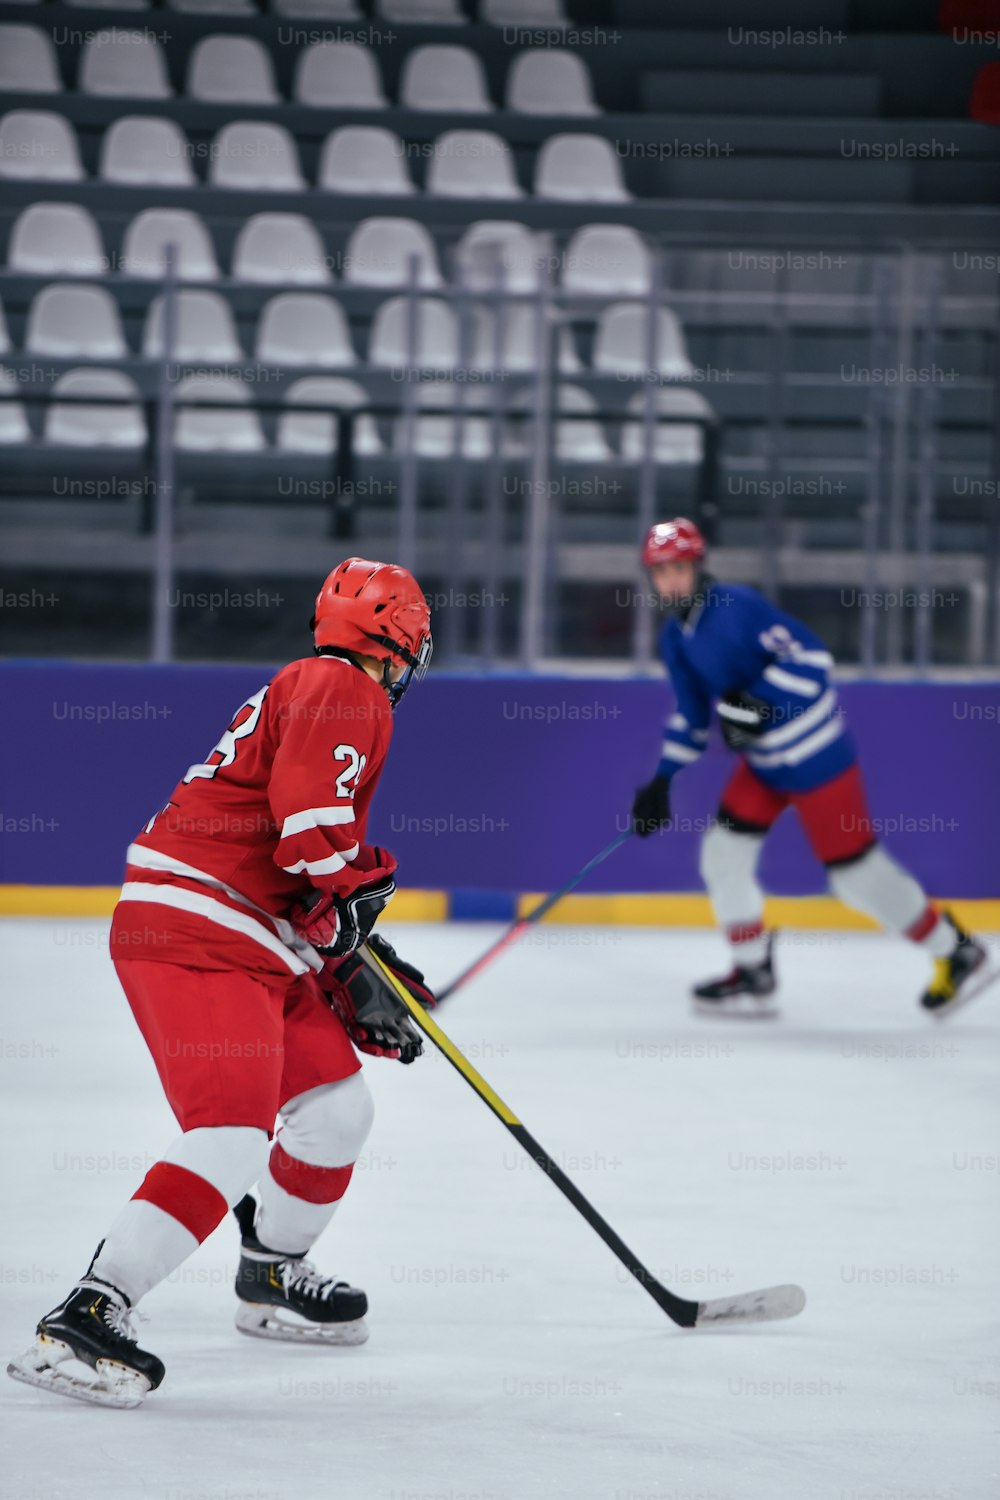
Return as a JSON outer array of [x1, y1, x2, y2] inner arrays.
[[7, 557, 434, 1409], [629, 519, 991, 1018]]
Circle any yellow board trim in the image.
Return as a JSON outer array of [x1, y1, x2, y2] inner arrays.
[[516, 893, 1000, 932], [2, 886, 998, 931], [0, 885, 448, 921], [361, 945, 521, 1127]]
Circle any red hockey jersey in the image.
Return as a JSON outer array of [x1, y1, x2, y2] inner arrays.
[[110, 655, 394, 981]]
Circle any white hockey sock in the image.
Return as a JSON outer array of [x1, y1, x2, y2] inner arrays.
[[255, 1075, 374, 1257], [827, 844, 954, 955], [700, 822, 770, 966], [91, 1126, 269, 1305]]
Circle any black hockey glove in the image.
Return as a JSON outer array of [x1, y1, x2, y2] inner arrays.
[[292, 851, 397, 958], [631, 776, 671, 837], [321, 934, 435, 1064], [717, 691, 771, 751]]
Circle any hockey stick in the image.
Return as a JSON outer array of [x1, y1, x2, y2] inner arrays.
[[361, 945, 806, 1329], [437, 830, 633, 1005]]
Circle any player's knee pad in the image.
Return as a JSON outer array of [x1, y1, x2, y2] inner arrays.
[[278, 1073, 375, 1169], [163, 1125, 271, 1207], [699, 820, 763, 894], [827, 842, 926, 932]]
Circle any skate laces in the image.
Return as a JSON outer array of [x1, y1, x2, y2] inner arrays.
[[278, 1257, 343, 1302]]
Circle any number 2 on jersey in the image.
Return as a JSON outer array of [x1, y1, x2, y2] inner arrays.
[[333, 742, 367, 798]]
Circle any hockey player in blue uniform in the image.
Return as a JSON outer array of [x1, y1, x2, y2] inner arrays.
[[629, 518, 990, 1017]]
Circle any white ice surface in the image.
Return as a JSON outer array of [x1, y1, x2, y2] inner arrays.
[[2, 918, 998, 1500]]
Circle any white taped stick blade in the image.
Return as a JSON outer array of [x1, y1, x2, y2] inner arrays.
[[695, 1283, 806, 1326]]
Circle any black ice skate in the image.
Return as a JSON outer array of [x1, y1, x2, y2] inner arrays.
[[6, 1248, 164, 1409], [233, 1195, 369, 1345], [692, 934, 779, 1018], [921, 917, 995, 1017]]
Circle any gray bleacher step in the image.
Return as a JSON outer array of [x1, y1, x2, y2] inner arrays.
[[640, 70, 883, 117], [614, 0, 849, 29]]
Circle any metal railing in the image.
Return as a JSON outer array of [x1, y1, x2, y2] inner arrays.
[[0, 233, 997, 669]]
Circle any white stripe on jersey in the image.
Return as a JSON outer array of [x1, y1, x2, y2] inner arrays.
[[125, 843, 321, 970], [789, 648, 833, 669], [762, 664, 823, 699], [118, 882, 313, 975], [280, 806, 356, 839], [755, 689, 838, 750], [747, 716, 843, 769], [662, 741, 702, 764], [280, 843, 360, 878]]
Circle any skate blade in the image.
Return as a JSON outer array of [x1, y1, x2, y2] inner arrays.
[[7, 1337, 150, 1409], [693, 994, 780, 1020], [926, 957, 1000, 1020], [234, 1302, 369, 1346]]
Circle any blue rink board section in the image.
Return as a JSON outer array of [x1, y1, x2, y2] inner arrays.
[[2, 662, 998, 898]]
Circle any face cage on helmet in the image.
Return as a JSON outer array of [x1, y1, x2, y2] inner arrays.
[[369, 629, 433, 708]]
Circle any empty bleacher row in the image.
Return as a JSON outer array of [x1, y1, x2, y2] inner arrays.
[[0, 0, 566, 21], [1, 110, 631, 201], [2, 20, 999, 212], [1, 29, 595, 113]]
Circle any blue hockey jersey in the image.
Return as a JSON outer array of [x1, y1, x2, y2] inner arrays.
[[656, 581, 857, 793]]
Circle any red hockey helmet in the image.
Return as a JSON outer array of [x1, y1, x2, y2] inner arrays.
[[313, 558, 432, 706], [641, 517, 706, 569]]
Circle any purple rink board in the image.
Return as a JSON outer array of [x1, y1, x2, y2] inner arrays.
[[3, 662, 998, 900]]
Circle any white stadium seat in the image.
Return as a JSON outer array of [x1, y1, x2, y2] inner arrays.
[[209, 122, 304, 191], [534, 134, 629, 202], [0, 111, 82, 181], [294, 42, 387, 108], [0, 25, 61, 94], [99, 116, 195, 186], [471, 305, 580, 373], [343, 218, 443, 289], [232, 214, 331, 285], [187, 35, 279, 103], [173, 374, 264, 451], [375, 0, 466, 22], [121, 208, 220, 280], [7, 203, 105, 274], [481, 0, 567, 23], [509, 383, 611, 461], [168, 0, 256, 13], [0, 367, 30, 445], [144, 289, 243, 361], [592, 303, 693, 379], [274, 0, 363, 16], [561, 224, 652, 296], [318, 127, 414, 195], [397, 381, 492, 459], [426, 130, 521, 199], [368, 296, 458, 369], [255, 294, 355, 367], [506, 50, 598, 116], [400, 46, 491, 112], [45, 368, 146, 448], [454, 220, 542, 292], [79, 30, 172, 98], [26, 285, 126, 358], [277, 377, 382, 455], [620, 388, 711, 466]]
